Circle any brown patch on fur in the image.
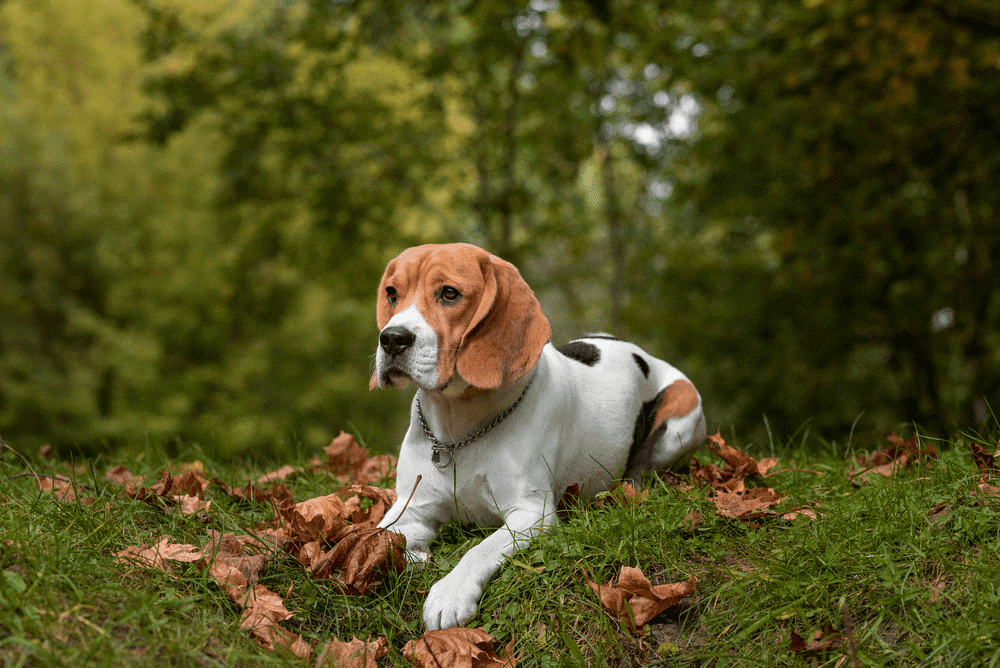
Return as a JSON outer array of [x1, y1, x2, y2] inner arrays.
[[653, 379, 699, 426]]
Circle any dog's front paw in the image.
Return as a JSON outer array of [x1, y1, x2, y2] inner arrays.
[[422, 573, 482, 630]]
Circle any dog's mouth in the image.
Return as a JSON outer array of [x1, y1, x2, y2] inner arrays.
[[382, 368, 413, 389]]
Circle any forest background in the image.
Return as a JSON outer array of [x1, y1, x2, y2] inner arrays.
[[1, 0, 997, 461]]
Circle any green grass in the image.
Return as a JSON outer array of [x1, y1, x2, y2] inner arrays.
[[2, 428, 1000, 667]]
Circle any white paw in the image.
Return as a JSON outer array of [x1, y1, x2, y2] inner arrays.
[[422, 573, 482, 630]]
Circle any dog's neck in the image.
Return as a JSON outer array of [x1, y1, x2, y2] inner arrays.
[[417, 370, 536, 445]]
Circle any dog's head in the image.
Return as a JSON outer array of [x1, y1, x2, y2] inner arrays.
[[370, 243, 551, 394]]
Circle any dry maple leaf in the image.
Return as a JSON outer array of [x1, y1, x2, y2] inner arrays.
[[557, 483, 581, 513], [240, 583, 293, 626], [115, 535, 203, 571], [177, 494, 212, 515], [295, 493, 352, 541], [712, 487, 784, 520], [682, 509, 702, 532], [151, 469, 210, 498], [122, 469, 213, 515], [309, 431, 396, 484], [337, 484, 397, 525], [36, 476, 92, 505], [402, 627, 518, 668], [255, 464, 304, 484], [586, 566, 695, 634], [690, 431, 777, 494], [310, 524, 406, 594], [358, 454, 397, 484], [105, 465, 143, 486], [240, 584, 312, 659], [269, 484, 328, 551], [597, 481, 650, 507], [848, 432, 938, 485], [315, 636, 388, 668], [199, 530, 269, 600], [971, 440, 1000, 481], [211, 477, 278, 504], [706, 431, 777, 477], [789, 623, 843, 653], [778, 506, 820, 521]]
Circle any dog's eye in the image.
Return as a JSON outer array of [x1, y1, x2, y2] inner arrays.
[[385, 286, 398, 306], [440, 286, 461, 303]]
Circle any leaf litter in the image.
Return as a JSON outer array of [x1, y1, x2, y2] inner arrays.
[[847, 431, 938, 486], [75, 427, 986, 664], [113, 432, 407, 660], [690, 431, 819, 524]]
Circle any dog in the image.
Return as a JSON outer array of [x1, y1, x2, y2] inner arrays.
[[371, 243, 706, 629]]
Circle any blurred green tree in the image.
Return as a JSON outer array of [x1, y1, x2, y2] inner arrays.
[[664, 0, 1000, 436], [1, 0, 996, 460]]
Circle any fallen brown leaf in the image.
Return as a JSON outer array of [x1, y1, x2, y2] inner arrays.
[[789, 623, 844, 654], [971, 440, 1000, 481], [315, 636, 388, 668], [177, 494, 212, 515], [240, 584, 311, 658], [848, 432, 938, 486], [359, 454, 397, 484], [255, 464, 303, 484], [778, 506, 820, 521], [586, 566, 695, 634], [310, 524, 407, 594], [200, 530, 268, 600], [691, 431, 777, 494], [337, 484, 397, 525], [557, 483, 581, 518], [295, 493, 352, 540], [597, 482, 650, 507], [706, 431, 778, 477], [151, 469, 210, 498], [105, 465, 144, 486], [115, 535, 203, 571], [712, 487, 783, 520], [269, 484, 326, 551], [402, 627, 518, 668], [309, 431, 397, 484], [37, 476, 93, 505], [682, 509, 702, 531], [211, 477, 277, 504]]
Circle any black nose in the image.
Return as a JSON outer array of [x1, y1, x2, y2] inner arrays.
[[379, 326, 416, 357]]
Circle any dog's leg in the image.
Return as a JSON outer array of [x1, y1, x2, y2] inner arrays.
[[422, 505, 555, 630], [378, 501, 440, 565]]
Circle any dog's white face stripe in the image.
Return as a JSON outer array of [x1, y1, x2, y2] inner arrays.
[[375, 303, 439, 390]]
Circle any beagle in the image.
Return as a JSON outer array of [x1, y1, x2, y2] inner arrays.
[[371, 243, 706, 629]]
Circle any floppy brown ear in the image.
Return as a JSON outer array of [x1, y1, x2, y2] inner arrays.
[[456, 254, 551, 389]]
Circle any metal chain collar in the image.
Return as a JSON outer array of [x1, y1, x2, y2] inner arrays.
[[417, 378, 534, 468]]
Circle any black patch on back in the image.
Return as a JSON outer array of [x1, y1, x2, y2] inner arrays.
[[556, 340, 601, 366], [625, 388, 667, 478], [632, 353, 650, 378]]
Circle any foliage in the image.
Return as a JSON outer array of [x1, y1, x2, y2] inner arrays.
[[670, 0, 1000, 436], [1, 0, 998, 457]]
